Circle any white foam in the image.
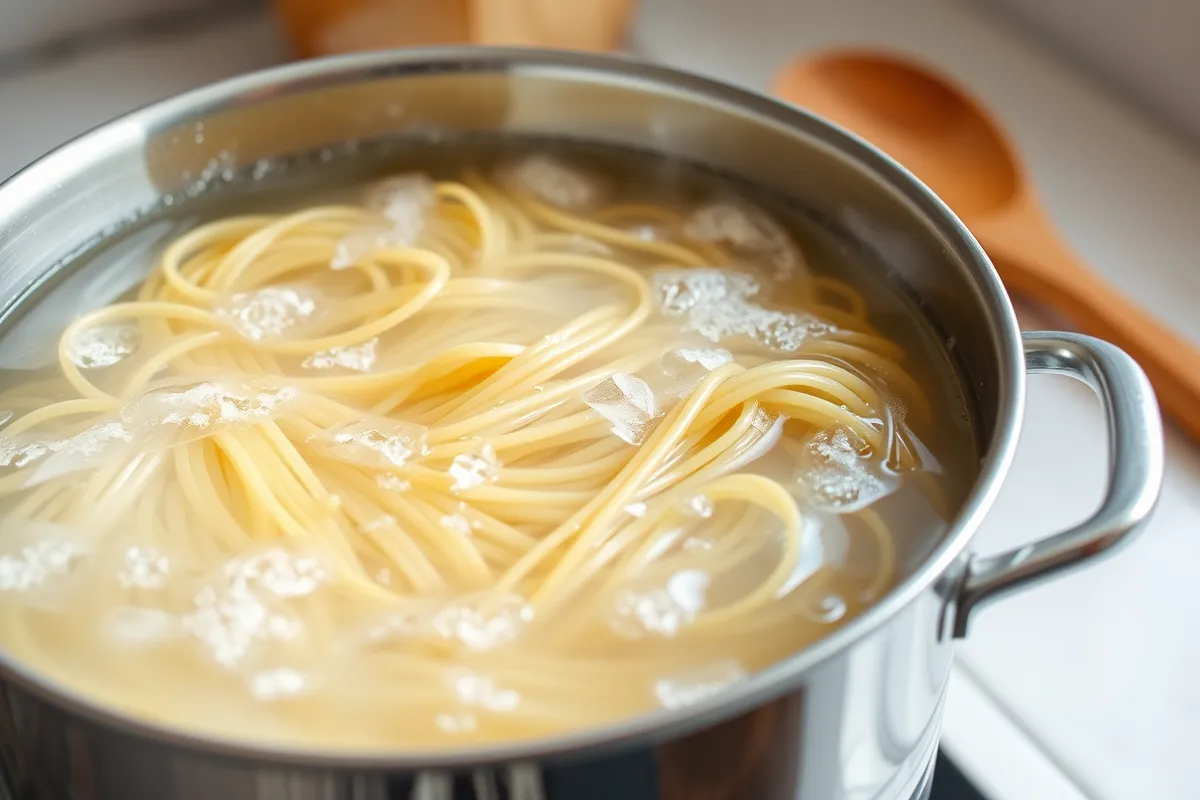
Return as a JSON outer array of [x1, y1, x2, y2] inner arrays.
[[624, 501, 648, 518], [249, 668, 310, 701], [657, 347, 734, 399], [25, 421, 137, 485], [435, 712, 478, 734], [329, 174, 435, 270], [311, 416, 428, 470], [364, 173, 435, 233], [503, 154, 604, 209], [217, 286, 317, 341], [67, 323, 141, 369], [0, 434, 66, 469], [376, 473, 412, 493], [655, 268, 760, 316], [583, 373, 662, 445], [446, 669, 520, 712], [121, 380, 298, 446], [361, 515, 398, 534], [683, 200, 803, 279], [448, 441, 500, 492], [183, 548, 325, 668], [236, 549, 328, 599], [430, 595, 532, 651], [118, 546, 171, 590], [301, 338, 378, 372], [440, 512, 473, 537], [682, 494, 715, 519], [365, 593, 532, 652], [806, 594, 847, 623], [610, 570, 711, 639], [682, 536, 715, 553], [653, 268, 833, 353], [653, 660, 747, 710], [0, 537, 88, 593], [6, 381, 296, 487], [795, 428, 898, 513]]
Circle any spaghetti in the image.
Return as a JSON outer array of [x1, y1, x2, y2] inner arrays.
[[0, 159, 936, 749]]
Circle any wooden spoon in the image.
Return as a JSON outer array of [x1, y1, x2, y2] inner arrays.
[[774, 50, 1200, 440]]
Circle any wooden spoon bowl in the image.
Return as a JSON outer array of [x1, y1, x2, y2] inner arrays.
[[775, 51, 1200, 440]]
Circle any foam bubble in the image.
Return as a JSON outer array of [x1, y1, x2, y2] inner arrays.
[[365, 593, 532, 652], [122, 380, 298, 446], [440, 512, 472, 537], [229, 549, 327, 599], [430, 595, 532, 651], [683, 200, 802, 279], [361, 515, 398, 534], [583, 373, 662, 445], [503, 154, 604, 209], [67, 323, 141, 369], [624, 501, 648, 518], [657, 347, 734, 399], [654, 660, 747, 710], [0, 537, 88, 593], [118, 546, 171, 590], [301, 338, 378, 372], [682, 494, 714, 519], [217, 286, 317, 341], [655, 268, 759, 316], [795, 428, 898, 512], [249, 668, 309, 701], [448, 441, 500, 492], [184, 549, 325, 668], [806, 594, 847, 623], [364, 173, 435, 232], [312, 417, 428, 470], [376, 473, 411, 493], [25, 421, 137, 485], [435, 712, 478, 734], [610, 570, 710, 639], [446, 669, 520, 712], [653, 268, 833, 352], [0, 434, 66, 469]]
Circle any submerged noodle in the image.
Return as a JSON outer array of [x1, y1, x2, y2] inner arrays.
[[0, 161, 940, 749]]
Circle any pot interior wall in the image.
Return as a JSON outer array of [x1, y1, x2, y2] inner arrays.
[[0, 55, 1008, 456]]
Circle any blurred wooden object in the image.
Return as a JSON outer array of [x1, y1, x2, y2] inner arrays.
[[272, 0, 635, 58], [775, 50, 1200, 442]]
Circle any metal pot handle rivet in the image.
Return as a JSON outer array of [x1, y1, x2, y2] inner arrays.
[[952, 330, 1164, 637]]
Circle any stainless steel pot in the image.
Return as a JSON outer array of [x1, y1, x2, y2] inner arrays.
[[0, 49, 1163, 800]]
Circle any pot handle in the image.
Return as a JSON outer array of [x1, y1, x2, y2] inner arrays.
[[952, 331, 1164, 637]]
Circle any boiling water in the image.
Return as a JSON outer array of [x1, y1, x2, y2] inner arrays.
[[0, 140, 976, 751]]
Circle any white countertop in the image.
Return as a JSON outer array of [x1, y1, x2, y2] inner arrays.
[[3, 3, 1198, 798]]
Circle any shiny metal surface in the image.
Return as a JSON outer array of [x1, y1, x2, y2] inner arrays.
[[0, 590, 949, 799], [0, 49, 1163, 799], [954, 331, 1164, 636]]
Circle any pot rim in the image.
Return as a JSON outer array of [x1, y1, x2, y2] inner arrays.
[[0, 46, 1024, 769]]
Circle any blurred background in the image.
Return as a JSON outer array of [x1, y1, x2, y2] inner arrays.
[[1, 1, 1197, 799]]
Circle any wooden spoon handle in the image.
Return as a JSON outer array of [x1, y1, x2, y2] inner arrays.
[[981, 234, 1200, 440]]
